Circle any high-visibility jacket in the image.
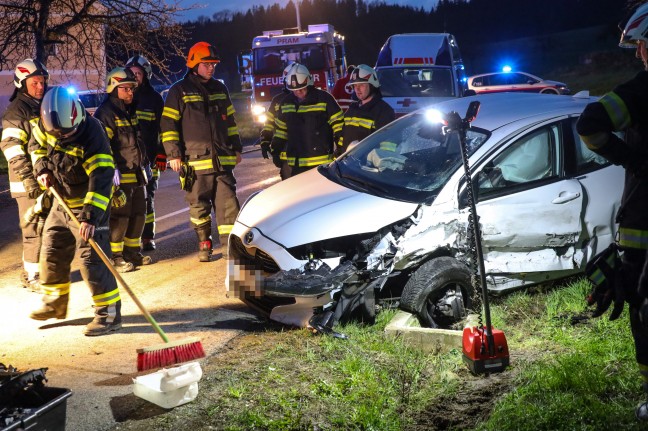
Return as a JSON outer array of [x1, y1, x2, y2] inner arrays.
[[134, 82, 164, 165], [1, 92, 40, 198], [160, 72, 242, 175], [30, 116, 115, 226], [576, 70, 648, 250], [260, 89, 289, 145], [271, 87, 343, 168], [94, 94, 147, 186], [338, 95, 395, 152]]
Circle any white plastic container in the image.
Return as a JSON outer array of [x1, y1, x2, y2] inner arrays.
[[132, 362, 203, 409]]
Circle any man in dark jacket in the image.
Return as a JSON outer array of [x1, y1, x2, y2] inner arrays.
[[335, 64, 395, 158], [0, 59, 48, 292], [271, 64, 343, 178], [95, 67, 151, 272], [126, 55, 165, 252], [576, 2, 648, 420], [30, 87, 122, 336], [161, 41, 242, 262]]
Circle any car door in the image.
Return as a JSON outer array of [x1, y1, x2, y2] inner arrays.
[[470, 119, 585, 278]]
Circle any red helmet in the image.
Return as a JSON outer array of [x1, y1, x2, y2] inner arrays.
[[186, 42, 220, 68]]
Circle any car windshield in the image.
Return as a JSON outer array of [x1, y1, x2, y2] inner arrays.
[[322, 112, 490, 203], [377, 67, 455, 98], [253, 45, 327, 75]]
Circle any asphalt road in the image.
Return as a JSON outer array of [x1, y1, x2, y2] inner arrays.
[[0, 146, 280, 431]]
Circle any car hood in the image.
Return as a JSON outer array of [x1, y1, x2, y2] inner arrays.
[[236, 168, 418, 248]]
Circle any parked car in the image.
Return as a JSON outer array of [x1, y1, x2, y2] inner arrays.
[[467, 71, 570, 95], [76, 89, 107, 115], [226, 92, 622, 330]]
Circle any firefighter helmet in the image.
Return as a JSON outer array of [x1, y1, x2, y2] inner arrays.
[[14, 59, 49, 89], [106, 67, 138, 93], [40, 87, 86, 138], [125, 54, 153, 80], [348, 64, 380, 88], [285, 64, 313, 90], [282, 62, 298, 83], [186, 42, 220, 68], [620, 3, 648, 48]]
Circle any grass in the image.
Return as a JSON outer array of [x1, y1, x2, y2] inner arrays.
[[112, 277, 646, 431]]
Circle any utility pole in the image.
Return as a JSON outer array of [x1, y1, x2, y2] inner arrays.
[[295, 0, 301, 32]]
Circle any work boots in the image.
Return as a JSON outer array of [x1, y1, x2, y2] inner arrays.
[[21, 270, 41, 293], [124, 250, 153, 266], [83, 318, 122, 336], [199, 240, 212, 262], [30, 296, 68, 321], [112, 256, 135, 273], [218, 235, 229, 259], [142, 239, 156, 251]]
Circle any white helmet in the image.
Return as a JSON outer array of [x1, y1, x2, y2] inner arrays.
[[285, 64, 313, 90], [620, 3, 648, 48], [40, 87, 86, 138], [14, 58, 49, 89], [125, 54, 153, 80], [348, 64, 380, 88], [106, 67, 138, 93], [282, 62, 298, 83]]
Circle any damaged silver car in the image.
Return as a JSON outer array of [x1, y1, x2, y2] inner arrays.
[[227, 92, 623, 331]]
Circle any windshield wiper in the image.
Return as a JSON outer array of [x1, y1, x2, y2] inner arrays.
[[340, 173, 389, 195]]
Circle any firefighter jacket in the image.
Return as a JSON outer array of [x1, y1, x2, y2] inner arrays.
[[160, 72, 242, 175], [339, 95, 395, 152], [271, 87, 343, 168], [134, 81, 164, 164], [94, 94, 147, 186], [576, 70, 648, 250], [1, 92, 40, 198], [260, 89, 289, 144], [30, 116, 115, 226]]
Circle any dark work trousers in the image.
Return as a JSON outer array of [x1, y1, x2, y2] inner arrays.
[[142, 169, 159, 240], [620, 248, 648, 392], [38, 203, 121, 323], [110, 183, 147, 259], [186, 169, 240, 245], [16, 195, 41, 275]]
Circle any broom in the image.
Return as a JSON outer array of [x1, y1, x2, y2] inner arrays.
[[49, 187, 205, 371]]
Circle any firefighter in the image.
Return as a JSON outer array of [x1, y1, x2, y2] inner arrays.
[[259, 62, 296, 180], [270, 64, 344, 178], [126, 55, 165, 252], [94, 67, 152, 272], [0, 59, 48, 292], [29, 87, 122, 336], [161, 41, 242, 262], [576, 2, 648, 420], [334, 64, 395, 158]]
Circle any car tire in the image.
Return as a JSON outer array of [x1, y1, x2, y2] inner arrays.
[[540, 88, 559, 94], [399, 257, 474, 328]]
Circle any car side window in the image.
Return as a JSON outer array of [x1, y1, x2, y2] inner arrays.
[[570, 120, 610, 174], [509, 73, 528, 85], [478, 124, 559, 196], [472, 77, 483, 87], [490, 73, 507, 86]]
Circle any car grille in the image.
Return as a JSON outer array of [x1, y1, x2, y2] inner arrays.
[[231, 234, 280, 273]]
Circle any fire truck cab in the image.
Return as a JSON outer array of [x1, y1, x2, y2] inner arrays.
[[375, 33, 470, 117], [243, 24, 347, 125]]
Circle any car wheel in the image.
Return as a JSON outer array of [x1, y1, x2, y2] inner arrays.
[[399, 257, 474, 328], [540, 88, 559, 94]]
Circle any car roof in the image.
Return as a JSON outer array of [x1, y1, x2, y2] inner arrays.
[[467, 71, 537, 79], [418, 92, 597, 132]]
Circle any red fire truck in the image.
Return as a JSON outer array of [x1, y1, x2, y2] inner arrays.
[[239, 24, 347, 125]]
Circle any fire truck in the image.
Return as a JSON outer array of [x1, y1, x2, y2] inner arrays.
[[239, 24, 347, 125]]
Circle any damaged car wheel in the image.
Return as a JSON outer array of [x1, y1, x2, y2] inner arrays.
[[399, 257, 473, 328]]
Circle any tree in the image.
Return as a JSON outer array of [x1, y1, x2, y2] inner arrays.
[[0, 0, 195, 88]]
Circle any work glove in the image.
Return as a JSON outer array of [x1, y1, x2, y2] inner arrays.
[[333, 146, 345, 159], [113, 168, 121, 186], [23, 177, 43, 199], [155, 154, 168, 172], [21, 190, 53, 228], [260, 141, 271, 159], [585, 244, 623, 320], [111, 187, 127, 209], [179, 162, 195, 192], [272, 153, 282, 169]]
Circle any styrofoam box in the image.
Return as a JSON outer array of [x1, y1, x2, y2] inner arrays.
[[132, 362, 202, 409]]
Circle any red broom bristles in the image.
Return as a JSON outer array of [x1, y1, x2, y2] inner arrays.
[[136, 337, 206, 372]]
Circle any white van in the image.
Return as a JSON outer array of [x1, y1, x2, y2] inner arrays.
[[375, 33, 470, 117]]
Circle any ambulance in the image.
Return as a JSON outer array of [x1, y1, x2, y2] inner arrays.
[[375, 33, 470, 117], [241, 24, 347, 125]]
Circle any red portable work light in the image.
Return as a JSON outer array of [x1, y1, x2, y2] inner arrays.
[[462, 325, 509, 374]]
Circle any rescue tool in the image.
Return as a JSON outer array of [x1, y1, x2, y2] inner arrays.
[[444, 101, 510, 374], [48, 187, 205, 371]]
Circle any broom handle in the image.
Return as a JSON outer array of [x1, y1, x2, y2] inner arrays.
[[49, 187, 170, 343]]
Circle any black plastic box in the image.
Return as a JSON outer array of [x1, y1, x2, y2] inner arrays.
[[1, 386, 72, 431]]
